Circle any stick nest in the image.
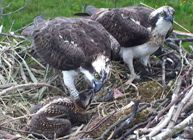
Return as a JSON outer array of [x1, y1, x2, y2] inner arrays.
[[0, 30, 193, 140]]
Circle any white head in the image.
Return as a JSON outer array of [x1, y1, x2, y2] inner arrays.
[[92, 54, 110, 82], [79, 54, 110, 93], [149, 6, 175, 35]]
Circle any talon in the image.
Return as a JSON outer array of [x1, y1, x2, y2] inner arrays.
[[126, 74, 140, 84], [146, 66, 153, 74], [131, 74, 140, 80]]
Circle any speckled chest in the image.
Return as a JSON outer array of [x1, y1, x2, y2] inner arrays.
[[149, 34, 165, 48]]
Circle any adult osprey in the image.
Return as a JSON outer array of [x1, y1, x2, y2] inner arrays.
[[32, 17, 120, 97], [85, 6, 175, 79]]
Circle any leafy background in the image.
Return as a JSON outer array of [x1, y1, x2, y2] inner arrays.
[[0, 0, 193, 32]]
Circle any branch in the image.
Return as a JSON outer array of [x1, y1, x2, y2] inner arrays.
[[145, 78, 182, 128], [0, 83, 66, 96], [148, 105, 175, 137], [96, 101, 138, 140], [120, 115, 155, 139], [167, 37, 193, 43], [0, 32, 28, 40], [173, 30, 193, 37], [111, 101, 139, 138], [168, 86, 193, 128], [0, 130, 21, 140], [152, 110, 193, 140]]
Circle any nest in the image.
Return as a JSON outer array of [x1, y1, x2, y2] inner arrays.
[[0, 29, 193, 140]]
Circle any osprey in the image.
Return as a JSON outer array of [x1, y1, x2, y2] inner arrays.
[[32, 17, 120, 97], [85, 6, 175, 79], [29, 89, 93, 139]]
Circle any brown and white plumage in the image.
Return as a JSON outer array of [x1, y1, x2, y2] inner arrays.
[[32, 17, 120, 97], [86, 6, 175, 79], [28, 89, 93, 139], [82, 6, 153, 47]]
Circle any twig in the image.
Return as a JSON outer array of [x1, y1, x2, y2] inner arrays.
[[0, 83, 66, 96], [145, 78, 182, 128], [147, 105, 175, 137], [152, 110, 193, 140], [120, 116, 154, 140], [182, 89, 193, 113], [0, 32, 28, 40], [168, 86, 193, 128], [0, 83, 16, 89], [111, 101, 139, 138], [173, 30, 193, 37], [162, 58, 166, 88], [0, 126, 48, 139], [0, 113, 35, 126], [142, 78, 182, 138], [167, 37, 193, 43], [0, 130, 21, 140], [96, 101, 137, 140]]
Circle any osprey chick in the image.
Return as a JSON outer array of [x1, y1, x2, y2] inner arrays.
[[33, 17, 119, 97], [28, 89, 93, 139], [88, 6, 175, 80]]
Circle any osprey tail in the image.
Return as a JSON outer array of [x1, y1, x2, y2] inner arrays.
[[74, 5, 99, 16], [85, 5, 98, 15]]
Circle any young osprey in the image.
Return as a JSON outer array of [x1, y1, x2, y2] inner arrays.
[[28, 89, 93, 139], [86, 6, 175, 79], [32, 17, 120, 97]]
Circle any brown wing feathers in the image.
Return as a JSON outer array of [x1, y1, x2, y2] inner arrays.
[[33, 18, 113, 71], [91, 9, 150, 47], [33, 19, 86, 70]]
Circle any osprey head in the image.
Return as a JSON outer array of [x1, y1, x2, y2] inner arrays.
[[149, 6, 175, 35], [92, 54, 110, 92], [76, 89, 94, 109]]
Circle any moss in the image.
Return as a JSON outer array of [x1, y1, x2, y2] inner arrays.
[[138, 81, 164, 102]]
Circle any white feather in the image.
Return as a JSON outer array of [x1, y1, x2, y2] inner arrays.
[[0, 25, 3, 33], [92, 55, 110, 75], [153, 17, 172, 35], [62, 70, 79, 97], [79, 67, 95, 82], [130, 18, 140, 25], [119, 42, 159, 78], [120, 43, 159, 59]]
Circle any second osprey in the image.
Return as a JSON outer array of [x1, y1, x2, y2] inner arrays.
[[85, 5, 175, 79]]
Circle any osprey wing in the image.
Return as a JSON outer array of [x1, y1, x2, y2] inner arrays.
[[91, 9, 151, 47], [120, 6, 153, 27], [33, 18, 86, 70]]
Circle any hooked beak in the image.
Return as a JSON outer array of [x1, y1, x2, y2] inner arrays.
[[92, 70, 107, 93], [164, 15, 173, 23], [92, 79, 103, 93]]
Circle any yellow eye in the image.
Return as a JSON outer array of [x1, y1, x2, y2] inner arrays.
[[94, 73, 100, 79], [160, 12, 164, 17]]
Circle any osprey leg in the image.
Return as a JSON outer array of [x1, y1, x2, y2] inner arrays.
[[62, 70, 79, 98], [127, 58, 140, 80], [140, 55, 153, 73], [121, 51, 140, 80]]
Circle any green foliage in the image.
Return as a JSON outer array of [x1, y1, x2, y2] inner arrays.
[[0, 0, 193, 32]]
